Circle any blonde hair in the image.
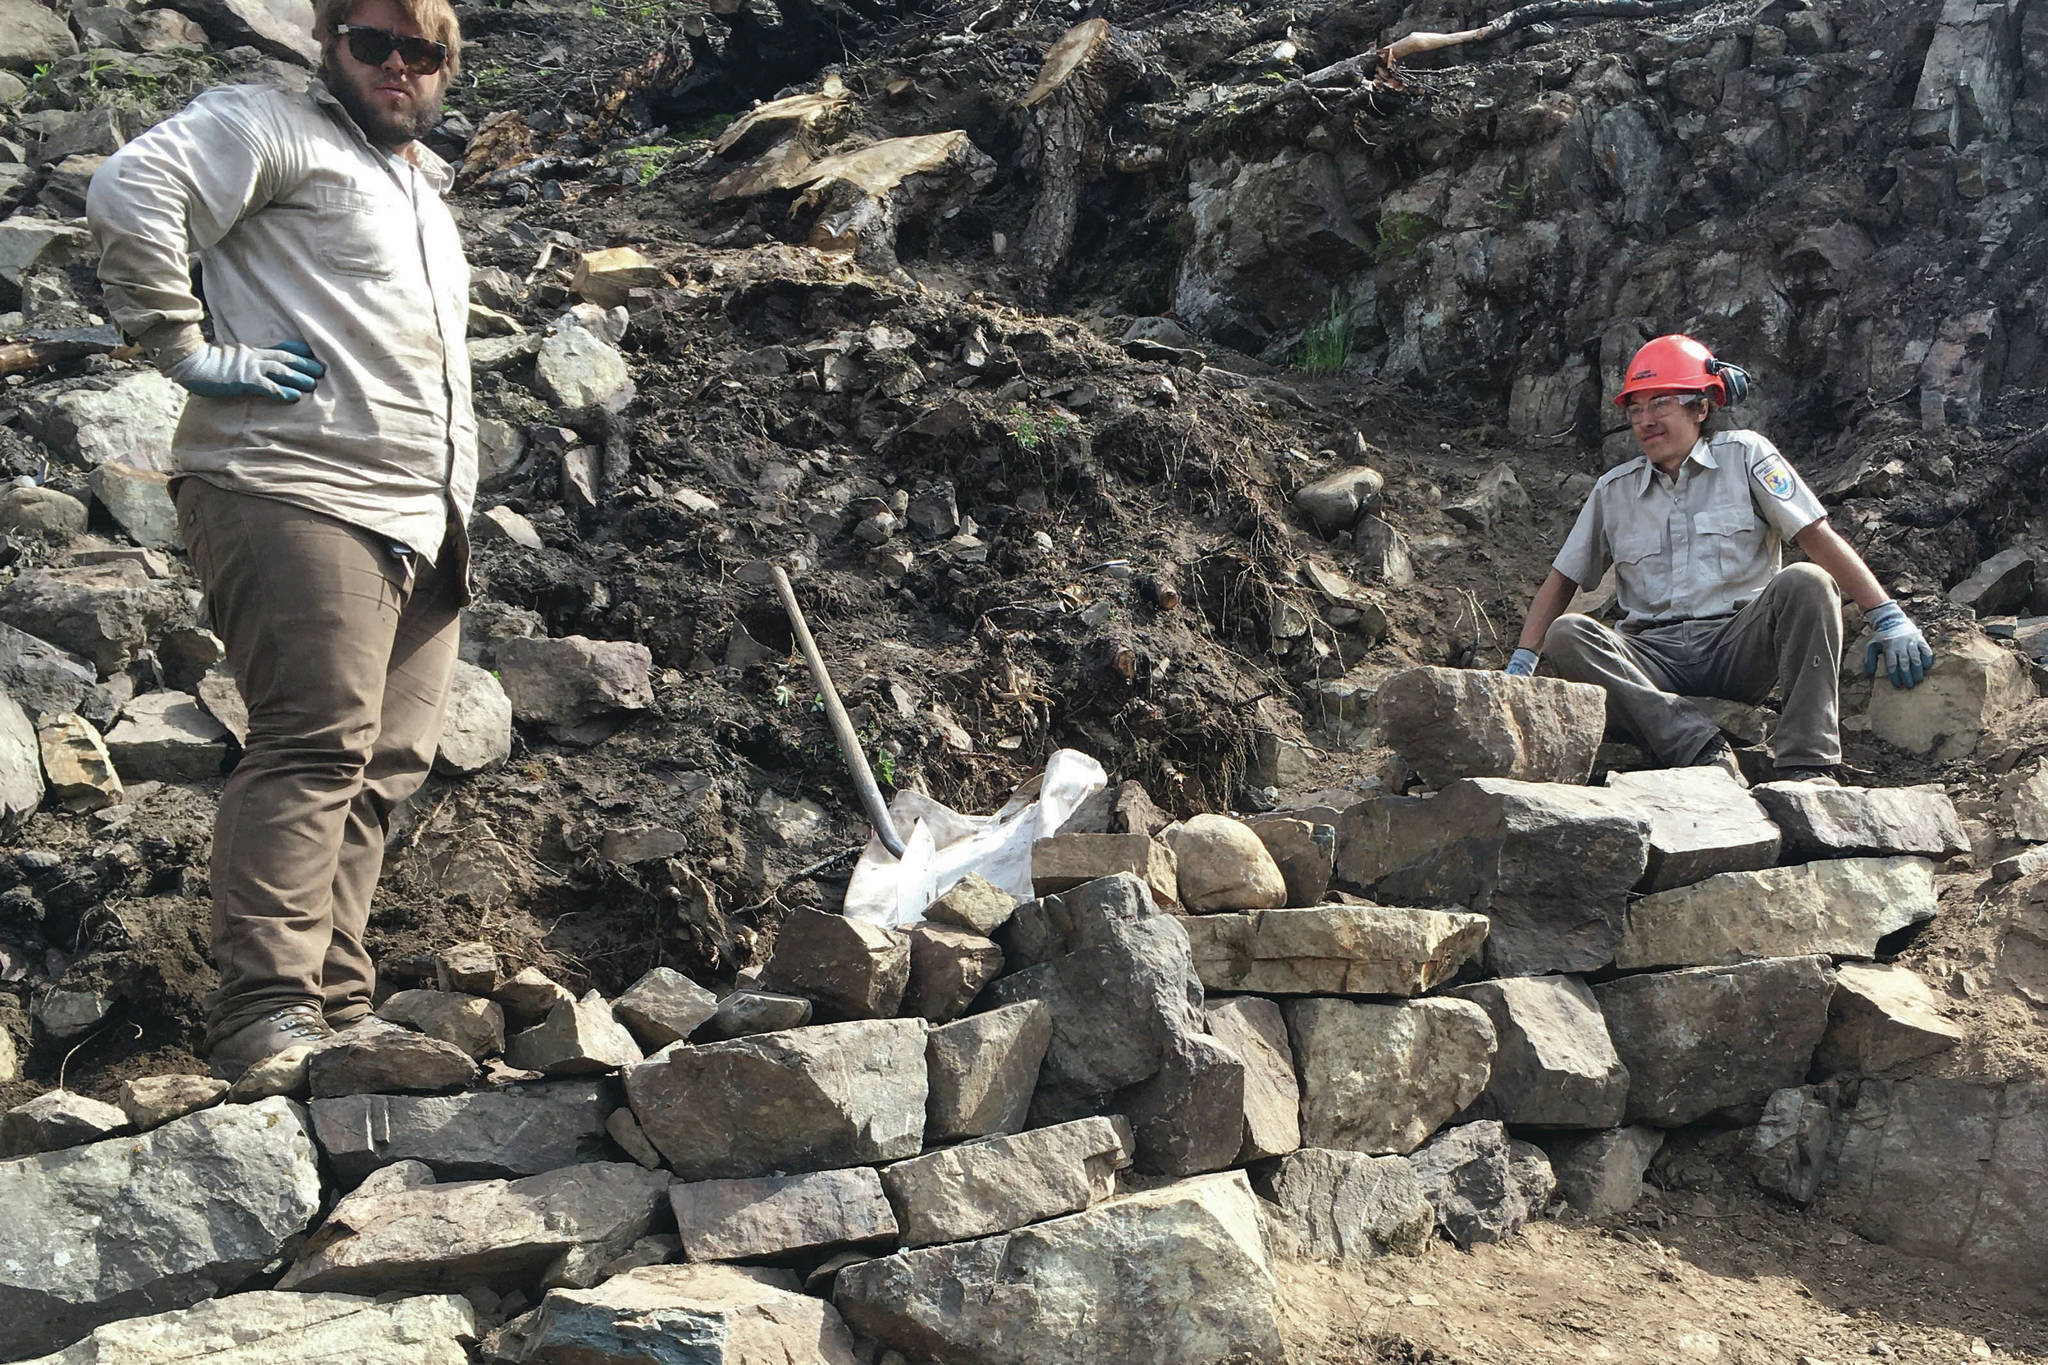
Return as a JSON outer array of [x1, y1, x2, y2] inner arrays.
[[315, 0, 462, 76]]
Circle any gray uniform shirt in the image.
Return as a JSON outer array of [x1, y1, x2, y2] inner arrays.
[[1553, 430, 1828, 626], [87, 81, 476, 563]]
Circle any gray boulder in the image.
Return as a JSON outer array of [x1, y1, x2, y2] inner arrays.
[[307, 1080, 617, 1184], [1285, 997, 1495, 1155], [1245, 815, 1334, 906], [432, 660, 512, 776], [671, 1166, 897, 1261], [0, 486, 87, 538], [904, 924, 1003, 1021], [1750, 781, 1970, 861], [0, 689, 41, 831], [1166, 813, 1287, 912], [494, 635, 652, 745], [17, 372, 184, 470], [375, 989, 505, 1059], [1615, 857, 1937, 970], [697, 987, 811, 1040], [1451, 975, 1628, 1129], [925, 872, 1017, 935], [307, 1018, 480, 1097], [279, 1161, 670, 1293], [925, 1000, 1053, 1141], [834, 1172, 1283, 1365], [1751, 1083, 1839, 1205], [0, 623, 96, 718], [0, 1097, 323, 1360], [1182, 903, 1488, 996], [102, 690, 227, 782], [1539, 1126, 1665, 1217], [1814, 962, 1965, 1076], [162, 0, 318, 64], [1376, 666, 1606, 787], [1203, 996, 1300, 1162], [1256, 1148, 1434, 1262], [1601, 767, 1782, 890], [0, 1090, 126, 1156], [1593, 956, 1836, 1126], [1406, 1121, 1554, 1247], [1293, 464, 1382, 536], [0, 0, 77, 70], [881, 1115, 1130, 1247], [622, 1018, 928, 1180], [518, 1265, 862, 1365], [535, 325, 635, 412], [1338, 778, 1651, 976], [17, 1291, 475, 1365], [0, 563, 192, 676], [89, 464, 180, 550], [505, 990, 645, 1076], [758, 907, 912, 1021]]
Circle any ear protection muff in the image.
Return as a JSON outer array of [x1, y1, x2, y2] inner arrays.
[[1705, 358, 1751, 406]]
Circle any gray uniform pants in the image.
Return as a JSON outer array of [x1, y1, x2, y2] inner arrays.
[[1542, 562, 1843, 770]]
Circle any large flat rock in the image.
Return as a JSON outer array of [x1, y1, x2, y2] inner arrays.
[[834, 1172, 1283, 1365], [1181, 904, 1488, 996], [1749, 782, 1970, 861], [1286, 997, 1495, 1155], [520, 1264, 863, 1365], [1814, 962, 1966, 1076], [1829, 1078, 2048, 1272], [671, 1166, 897, 1261], [1450, 975, 1627, 1129], [1338, 778, 1651, 976], [1593, 957, 1835, 1127], [881, 1115, 1130, 1248], [0, 1097, 323, 1360], [1616, 857, 1937, 970], [1601, 767, 1782, 890], [1204, 996, 1301, 1162], [20, 1292, 474, 1364], [307, 1080, 617, 1184], [278, 1161, 671, 1293], [1376, 666, 1606, 786], [622, 1018, 928, 1180]]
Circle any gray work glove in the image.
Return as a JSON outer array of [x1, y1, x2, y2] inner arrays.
[[1505, 648, 1539, 677], [167, 340, 324, 401], [1863, 601, 1934, 689]]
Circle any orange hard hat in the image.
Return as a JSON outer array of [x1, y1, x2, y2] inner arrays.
[[1614, 333, 1732, 407]]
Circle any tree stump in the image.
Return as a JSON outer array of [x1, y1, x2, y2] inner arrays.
[[1017, 19, 1144, 301]]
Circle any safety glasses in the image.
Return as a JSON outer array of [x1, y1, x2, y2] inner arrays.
[[1624, 393, 1703, 424], [334, 23, 448, 75]]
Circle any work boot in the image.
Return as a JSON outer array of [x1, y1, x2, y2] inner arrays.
[[207, 1003, 333, 1080], [1692, 737, 1748, 788], [1772, 765, 1840, 785]]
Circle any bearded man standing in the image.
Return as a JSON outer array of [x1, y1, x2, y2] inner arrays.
[[87, 0, 477, 1076]]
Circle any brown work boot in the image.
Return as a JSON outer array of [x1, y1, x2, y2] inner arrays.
[[1692, 737, 1749, 788], [1772, 765, 1840, 785], [207, 1003, 333, 1080]]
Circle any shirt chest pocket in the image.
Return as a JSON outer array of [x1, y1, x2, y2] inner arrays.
[[1609, 525, 1669, 610], [1693, 503, 1762, 578], [314, 184, 400, 280]]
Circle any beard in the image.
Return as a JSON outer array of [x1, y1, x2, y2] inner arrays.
[[323, 52, 445, 149]]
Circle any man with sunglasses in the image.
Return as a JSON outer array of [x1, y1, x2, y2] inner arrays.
[[86, 0, 477, 1077], [1503, 333, 1932, 785]]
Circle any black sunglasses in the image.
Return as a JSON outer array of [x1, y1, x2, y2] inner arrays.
[[334, 23, 448, 75]]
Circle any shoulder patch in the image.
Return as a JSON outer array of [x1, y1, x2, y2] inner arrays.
[[1753, 452, 1797, 501]]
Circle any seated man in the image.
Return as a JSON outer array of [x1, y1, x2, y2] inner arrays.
[[1505, 333, 1932, 782]]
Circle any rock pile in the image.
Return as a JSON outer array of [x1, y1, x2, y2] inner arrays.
[[3, 669, 2014, 1361]]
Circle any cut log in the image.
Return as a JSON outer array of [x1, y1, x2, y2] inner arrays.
[[791, 132, 997, 275], [1377, 0, 1711, 67], [712, 73, 851, 160], [1017, 19, 1144, 300]]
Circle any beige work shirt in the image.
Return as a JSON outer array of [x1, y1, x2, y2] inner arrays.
[[87, 81, 476, 563], [1553, 430, 1828, 627]]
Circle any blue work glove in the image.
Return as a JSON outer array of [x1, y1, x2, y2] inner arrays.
[[1863, 601, 1934, 689], [167, 340, 324, 401], [1505, 648, 1539, 677]]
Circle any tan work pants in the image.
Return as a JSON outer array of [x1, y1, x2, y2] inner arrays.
[[1542, 562, 1843, 770], [176, 480, 462, 1045]]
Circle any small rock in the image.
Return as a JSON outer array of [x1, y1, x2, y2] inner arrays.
[[1947, 547, 2034, 616], [0, 621, 96, 718], [607, 1105, 663, 1169], [1167, 813, 1287, 913], [33, 984, 110, 1042], [116, 1074, 227, 1130], [1814, 962, 1965, 1076], [505, 989, 646, 1075], [924, 871, 1017, 935], [437, 941, 501, 995], [103, 690, 226, 781], [495, 635, 653, 745], [0, 1089, 127, 1155], [89, 463, 181, 549], [1752, 1082, 1839, 1205], [375, 988, 506, 1059], [492, 965, 570, 1025], [1257, 1148, 1434, 1262], [571, 246, 665, 308], [925, 999, 1053, 1142], [1444, 463, 1529, 534], [0, 690, 38, 829], [1539, 1126, 1665, 1216], [759, 907, 912, 1022], [226, 1044, 314, 1102], [308, 1019, 481, 1097], [523, 1264, 862, 1365], [672, 1166, 898, 1260], [0, 484, 87, 537], [1031, 832, 1179, 908], [432, 660, 512, 776], [612, 966, 719, 1049], [1244, 815, 1334, 907], [698, 987, 812, 1040], [904, 924, 1003, 1022], [881, 1115, 1130, 1248], [535, 324, 635, 412], [1294, 465, 1383, 536]]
